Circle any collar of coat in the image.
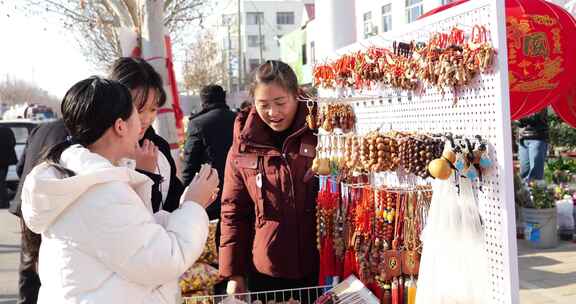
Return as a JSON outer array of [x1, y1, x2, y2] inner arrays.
[[236, 101, 309, 150]]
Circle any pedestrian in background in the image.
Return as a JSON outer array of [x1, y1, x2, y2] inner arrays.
[[182, 84, 236, 221], [0, 126, 17, 208], [518, 108, 549, 181], [239, 100, 252, 112], [182, 84, 236, 295]]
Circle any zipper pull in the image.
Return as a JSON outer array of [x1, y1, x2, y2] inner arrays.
[[256, 173, 263, 189]]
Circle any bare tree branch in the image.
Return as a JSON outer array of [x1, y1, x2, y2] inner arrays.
[[182, 31, 228, 95], [0, 77, 60, 110], [23, 0, 207, 69]]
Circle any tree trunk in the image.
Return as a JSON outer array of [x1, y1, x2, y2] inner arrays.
[[141, 0, 181, 167]]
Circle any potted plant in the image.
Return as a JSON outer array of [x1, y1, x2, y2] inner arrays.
[[544, 157, 576, 185], [548, 112, 576, 157], [519, 180, 558, 248]]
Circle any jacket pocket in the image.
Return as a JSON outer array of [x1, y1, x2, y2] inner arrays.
[[251, 171, 283, 228], [238, 156, 282, 228]]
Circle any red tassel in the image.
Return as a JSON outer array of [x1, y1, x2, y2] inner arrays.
[[335, 253, 344, 277], [343, 248, 357, 278], [317, 177, 340, 283], [367, 283, 383, 299], [392, 277, 399, 304], [318, 240, 328, 284], [323, 237, 336, 275], [382, 285, 392, 304]]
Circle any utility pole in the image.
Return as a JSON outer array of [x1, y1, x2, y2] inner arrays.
[[258, 14, 263, 64], [223, 15, 233, 93], [237, 0, 242, 92]]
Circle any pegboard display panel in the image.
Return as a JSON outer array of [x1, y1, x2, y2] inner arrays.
[[318, 1, 518, 303]]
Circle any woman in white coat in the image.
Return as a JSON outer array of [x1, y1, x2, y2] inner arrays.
[[20, 77, 219, 304]]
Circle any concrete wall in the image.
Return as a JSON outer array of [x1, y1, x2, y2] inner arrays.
[[314, 0, 357, 61], [241, 0, 311, 67], [208, 0, 313, 79]]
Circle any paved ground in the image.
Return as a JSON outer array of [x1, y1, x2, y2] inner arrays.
[[0, 210, 20, 303], [1, 209, 576, 303], [518, 239, 576, 303]]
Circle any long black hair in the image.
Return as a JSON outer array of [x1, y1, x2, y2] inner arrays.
[[109, 57, 167, 110], [40, 77, 134, 175]]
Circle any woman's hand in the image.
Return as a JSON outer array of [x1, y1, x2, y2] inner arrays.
[[227, 276, 247, 294], [134, 139, 158, 172], [181, 164, 220, 208]]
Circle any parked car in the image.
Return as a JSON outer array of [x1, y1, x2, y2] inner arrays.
[[0, 120, 42, 189]]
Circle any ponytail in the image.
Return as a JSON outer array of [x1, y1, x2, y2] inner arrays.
[[39, 140, 77, 178]]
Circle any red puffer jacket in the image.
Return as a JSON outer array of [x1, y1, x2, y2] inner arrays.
[[219, 102, 319, 279]]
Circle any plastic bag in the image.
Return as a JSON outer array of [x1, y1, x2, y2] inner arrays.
[[197, 220, 219, 265], [416, 179, 490, 304], [179, 262, 220, 297], [556, 196, 574, 232]]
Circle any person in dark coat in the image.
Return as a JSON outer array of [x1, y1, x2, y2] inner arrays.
[[182, 84, 236, 220], [518, 109, 549, 181], [11, 119, 69, 304], [0, 126, 18, 208]]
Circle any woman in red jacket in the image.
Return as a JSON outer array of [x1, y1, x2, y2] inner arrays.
[[220, 60, 319, 297]]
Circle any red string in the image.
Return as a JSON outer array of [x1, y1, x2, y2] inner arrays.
[[449, 27, 465, 45], [472, 25, 488, 44]]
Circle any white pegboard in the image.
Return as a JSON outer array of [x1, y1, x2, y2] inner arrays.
[[318, 1, 518, 303]]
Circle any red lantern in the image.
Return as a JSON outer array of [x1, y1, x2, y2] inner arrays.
[[552, 87, 576, 128], [550, 1, 576, 128], [508, 0, 576, 120]]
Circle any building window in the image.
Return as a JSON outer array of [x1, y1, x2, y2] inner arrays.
[[246, 12, 264, 25], [277, 12, 295, 25], [302, 44, 308, 65], [382, 4, 392, 33], [310, 41, 316, 65], [363, 12, 376, 39], [406, 0, 423, 23], [249, 59, 261, 72], [247, 35, 265, 48]]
